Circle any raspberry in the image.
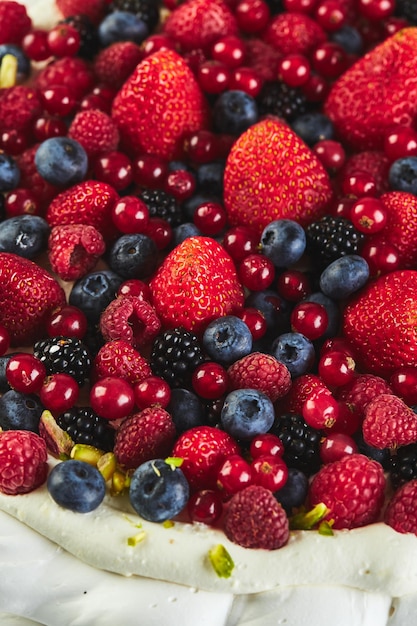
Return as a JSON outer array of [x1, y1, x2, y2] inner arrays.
[[227, 352, 291, 402], [0, 86, 43, 134], [0, 430, 48, 495], [280, 373, 329, 414], [265, 12, 326, 55], [337, 150, 391, 197], [385, 479, 417, 534], [114, 406, 177, 470], [244, 38, 282, 82], [337, 373, 393, 420], [100, 296, 161, 349], [362, 393, 417, 449], [48, 224, 106, 282], [224, 485, 289, 549], [92, 339, 152, 384], [309, 453, 386, 529], [16, 145, 59, 207], [68, 109, 120, 159], [35, 56, 95, 100], [93, 41, 143, 90], [0, 0, 31, 45]]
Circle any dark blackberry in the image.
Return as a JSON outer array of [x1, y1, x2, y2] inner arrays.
[[257, 80, 308, 122], [269, 413, 322, 476], [57, 407, 115, 452], [33, 336, 92, 386], [139, 188, 184, 227], [108, 0, 161, 32], [60, 15, 101, 59], [305, 216, 365, 268], [150, 327, 205, 388], [395, 0, 417, 25], [389, 444, 417, 490]]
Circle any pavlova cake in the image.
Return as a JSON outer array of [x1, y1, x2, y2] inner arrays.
[[1, 0, 417, 624]]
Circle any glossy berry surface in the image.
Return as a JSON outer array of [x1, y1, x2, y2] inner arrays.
[[90, 376, 135, 420], [47, 459, 106, 513]]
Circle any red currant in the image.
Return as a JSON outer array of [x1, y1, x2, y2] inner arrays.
[[249, 433, 284, 459], [315, 1, 347, 32], [238, 253, 275, 291], [93, 151, 133, 190], [39, 373, 79, 413], [278, 54, 311, 87], [0, 324, 10, 355], [222, 225, 259, 262], [311, 42, 349, 79], [185, 130, 220, 164], [22, 29, 51, 62], [320, 432, 358, 464], [40, 85, 76, 117], [111, 196, 150, 234], [360, 237, 400, 276], [134, 376, 171, 409], [235, 0, 270, 33], [276, 269, 311, 302], [341, 170, 377, 198], [251, 455, 288, 492], [211, 35, 246, 69], [164, 169, 196, 202], [350, 197, 388, 234], [318, 351, 356, 387], [47, 24, 80, 57], [290, 301, 328, 340], [357, 0, 395, 20], [390, 367, 417, 405], [192, 362, 229, 400], [237, 307, 267, 340], [133, 153, 169, 188], [6, 353, 46, 394], [46, 305, 88, 339], [229, 66, 262, 97], [5, 189, 40, 218], [145, 217, 173, 250], [217, 454, 253, 497], [197, 60, 231, 94], [383, 125, 417, 162], [187, 489, 223, 524], [193, 201, 228, 235], [117, 279, 151, 300], [90, 376, 135, 420], [302, 388, 339, 429], [313, 139, 346, 171]]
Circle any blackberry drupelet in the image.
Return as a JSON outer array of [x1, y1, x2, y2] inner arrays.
[[57, 407, 115, 452], [33, 336, 91, 386], [108, 0, 161, 32], [305, 216, 365, 268], [60, 15, 101, 59], [390, 443, 417, 490], [150, 327, 205, 388], [139, 188, 184, 227], [257, 80, 308, 122], [395, 0, 417, 25], [270, 413, 322, 476]]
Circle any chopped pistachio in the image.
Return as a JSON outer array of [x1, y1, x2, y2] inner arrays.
[[289, 503, 330, 531], [318, 520, 335, 536], [127, 530, 147, 546], [163, 520, 174, 529], [0, 54, 17, 88], [208, 544, 234, 579], [97, 452, 117, 482], [70, 443, 104, 466], [165, 457, 184, 468]]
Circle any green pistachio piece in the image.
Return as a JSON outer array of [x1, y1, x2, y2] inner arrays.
[[289, 503, 330, 531], [208, 544, 234, 579]]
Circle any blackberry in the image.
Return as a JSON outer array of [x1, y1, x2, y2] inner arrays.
[[108, 0, 161, 32], [33, 336, 92, 386], [150, 327, 205, 388], [257, 80, 308, 122], [390, 444, 417, 490], [60, 15, 100, 59], [139, 188, 184, 227], [395, 0, 417, 25], [57, 407, 115, 452], [305, 216, 365, 268], [270, 413, 321, 476]]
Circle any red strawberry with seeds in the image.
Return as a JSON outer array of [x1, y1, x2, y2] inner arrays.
[[0, 430, 48, 495], [111, 49, 209, 160], [343, 270, 417, 378], [48, 224, 106, 282], [385, 480, 417, 535], [362, 394, 417, 449], [149, 236, 245, 334], [0, 252, 66, 346], [223, 117, 333, 234], [92, 339, 152, 385], [325, 28, 417, 150], [227, 352, 292, 403]]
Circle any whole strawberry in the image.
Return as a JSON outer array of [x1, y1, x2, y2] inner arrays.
[[0, 430, 48, 495], [112, 49, 209, 160], [223, 118, 333, 234], [385, 479, 417, 535], [362, 394, 417, 449], [149, 236, 245, 334], [343, 270, 417, 377], [0, 252, 66, 346], [325, 28, 417, 150], [309, 453, 386, 529]]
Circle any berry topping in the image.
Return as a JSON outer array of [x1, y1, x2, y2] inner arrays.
[[0, 429, 47, 495]]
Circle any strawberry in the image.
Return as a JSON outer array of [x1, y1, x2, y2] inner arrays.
[[264, 12, 326, 55], [92, 339, 152, 385], [223, 117, 333, 234], [362, 394, 417, 449], [111, 49, 209, 160], [325, 28, 417, 150], [0, 252, 66, 346], [45, 180, 119, 242], [55, 0, 106, 24], [385, 479, 417, 535], [343, 270, 417, 378], [114, 406, 177, 470], [162, 0, 238, 52], [0, 430, 48, 495], [149, 236, 245, 334], [0, 0, 31, 45], [227, 352, 292, 403], [68, 109, 120, 159], [48, 224, 106, 282], [93, 42, 143, 91], [172, 425, 240, 490]]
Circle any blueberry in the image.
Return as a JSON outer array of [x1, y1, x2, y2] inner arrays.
[[47, 460, 106, 513], [271, 332, 315, 377], [172, 222, 202, 247], [0, 153, 20, 191], [355, 432, 391, 470], [183, 192, 222, 220], [274, 468, 309, 514], [69, 270, 124, 323], [203, 315, 253, 365], [331, 25, 363, 55], [291, 112, 334, 147], [245, 288, 291, 335], [212, 90, 259, 135], [0, 355, 12, 393], [98, 11, 149, 46], [35, 137, 88, 187], [196, 161, 225, 196], [129, 459, 190, 522], [167, 388, 205, 433], [0, 390, 44, 433], [260, 219, 306, 267], [0, 215, 49, 258], [388, 156, 417, 195], [220, 388, 275, 440], [304, 291, 340, 338], [319, 254, 369, 299], [107, 233, 158, 279], [0, 44, 30, 80]]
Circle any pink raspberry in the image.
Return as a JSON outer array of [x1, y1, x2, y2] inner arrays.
[[0, 1, 31, 45], [92, 339, 152, 385], [93, 42, 144, 90], [100, 295, 161, 349], [0, 86, 43, 134], [337, 373, 393, 421], [265, 12, 326, 55], [48, 224, 106, 282], [385, 480, 417, 535], [227, 351, 291, 402], [224, 485, 289, 550], [68, 109, 120, 159], [35, 57, 95, 100], [0, 430, 48, 495], [362, 394, 417, 449], [309, 453, 386, 529]]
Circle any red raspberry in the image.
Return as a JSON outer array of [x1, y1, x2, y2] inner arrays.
[[0, 430, 48, 495], [68, 109, 120, 159], [385, 480, 417, 535], [0, 0, 31, 45], [337, 150, 391, 197], [100, 296, 161, 349], [35, 57, 95, 100], [0, 86, 43, 134], [280, 373, 329, 414], [48, 224, 106, 281], [172, 425, 240, 490], [93, 42, 144, 90], [92, 339, 152, 385], [309, 453, 386, 529], [362, 394, 417, 449], [16, 145, 59, 207], [337, 373, 393, 420], [244, 38, 282, 82], [227, 351, 291, 402], [265, 12, 326, 55], [114, 406, 176, 470], [55, 0, 106, 24], [224, 485, 289, 549]]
